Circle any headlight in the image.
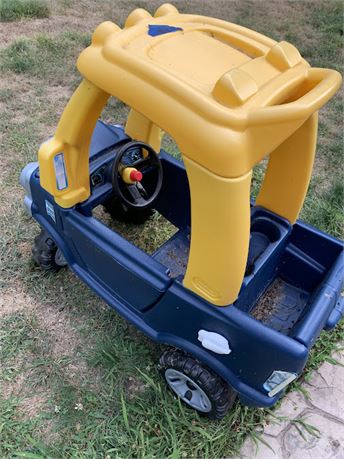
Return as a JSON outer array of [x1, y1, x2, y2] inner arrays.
[[263, 370, 297, 397], [19, 162, 38, 217], [20, 162, 38, 196]]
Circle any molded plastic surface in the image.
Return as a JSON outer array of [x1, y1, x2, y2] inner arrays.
[[37, 4, 342, 306], [25, 123, 344, 408]]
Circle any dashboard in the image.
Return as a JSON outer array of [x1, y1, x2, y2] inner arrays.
[[121, 145, 144, 166], [90, 144, 145, 190]]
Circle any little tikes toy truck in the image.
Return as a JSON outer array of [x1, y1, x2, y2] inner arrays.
[[20, 4, 343, 419]]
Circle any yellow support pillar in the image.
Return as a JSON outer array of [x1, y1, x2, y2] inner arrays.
[[39, 79, 109, 208], [183, 157, 252, 306], [125, 109, 163, 152], [256, 113, 318, 223]]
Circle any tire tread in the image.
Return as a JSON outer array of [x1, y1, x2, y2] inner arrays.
[[159, 348, 236, 420]]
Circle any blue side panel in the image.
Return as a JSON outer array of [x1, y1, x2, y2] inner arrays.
[[144, 282, 308, 407], [29, 171, 172, 312], [63, 211, 171, 311], [291, 253, 344, 346], [30, 179, 86, 270], [325, 295, 344, 331], [155, 151, 191, 229], [286, 221, 342, 269], [279, 222, 342, 292]]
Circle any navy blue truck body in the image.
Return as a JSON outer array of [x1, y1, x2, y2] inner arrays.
[[22, 121, 344, 408]]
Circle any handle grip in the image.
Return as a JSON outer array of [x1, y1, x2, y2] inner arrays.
[[249, 68, 342, 126]]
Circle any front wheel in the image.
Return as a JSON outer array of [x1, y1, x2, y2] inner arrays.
[[32, 229, 67, 272], [158, 349, 236, 420]]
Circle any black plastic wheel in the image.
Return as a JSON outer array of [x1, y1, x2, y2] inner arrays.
[[32, 229, 67, 272], [158, 349, 236, 420], [102, 196, 153, 224]]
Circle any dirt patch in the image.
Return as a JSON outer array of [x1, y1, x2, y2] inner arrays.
[[0, 71, 72, 186], [0, 288, 33, 317], [251, 278, 285, 322], [0, 71, 34, 92], [126, 376, 147, 400], [0, 285, 81, 364], [2, 374, 60, 443], [29, 278, 103, 390], [17, 391, 50, 419], [0, 74, 71, 119], [45, 84, 72, 103], [0, 0, 136, 49], [2, 83, 72, 130], [35, 306, 81, 359], [1, 374, 55, 438], [0, 15, 96, 49], [0, 283, 100, 389], [1, 368, 33, 399], [0, 0, 313, 50]]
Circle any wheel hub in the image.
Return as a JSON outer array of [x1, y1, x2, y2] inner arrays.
[[54, 248, 67, 266], [165, 369, 212, 413]]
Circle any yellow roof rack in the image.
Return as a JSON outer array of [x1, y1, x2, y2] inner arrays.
[[77, 3, 341, 177]]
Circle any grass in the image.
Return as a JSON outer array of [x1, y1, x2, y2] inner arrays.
[[0, 0, 50, 22], [94, 206, 178, 254], [302, 179, 344, 239], [0, 294, 270, 458], [0, 32, 90, 84], [0, 0, 343, 458]]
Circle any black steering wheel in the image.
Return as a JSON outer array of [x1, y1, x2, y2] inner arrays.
[[111, 141, 163, 209]]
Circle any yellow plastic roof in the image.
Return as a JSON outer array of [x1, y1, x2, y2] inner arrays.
[[77, 3, 341, 177]]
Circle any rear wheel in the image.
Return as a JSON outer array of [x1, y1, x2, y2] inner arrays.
[[158, 348, 236, 419], [32, 229, 67, 271]]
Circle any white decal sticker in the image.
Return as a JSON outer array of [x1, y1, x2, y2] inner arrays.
[[45, 200, 56, 222], [54, 152, 68, 190]]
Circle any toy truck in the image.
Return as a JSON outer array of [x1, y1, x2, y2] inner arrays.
[[20, 4, 343, 419]]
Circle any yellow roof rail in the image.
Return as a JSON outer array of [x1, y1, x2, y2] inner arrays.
[[77, 4, 341, 177]]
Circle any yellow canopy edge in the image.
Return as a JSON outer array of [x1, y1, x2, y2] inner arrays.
[[38, 4, 342, 306]]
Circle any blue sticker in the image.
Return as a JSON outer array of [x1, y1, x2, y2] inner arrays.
[[148, 25, 183, 37]]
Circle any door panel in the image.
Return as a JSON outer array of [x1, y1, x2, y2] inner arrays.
[[65, 212, 171, 311]]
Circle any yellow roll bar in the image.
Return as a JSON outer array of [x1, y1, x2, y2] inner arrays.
[[38, 4, 342, 306]]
